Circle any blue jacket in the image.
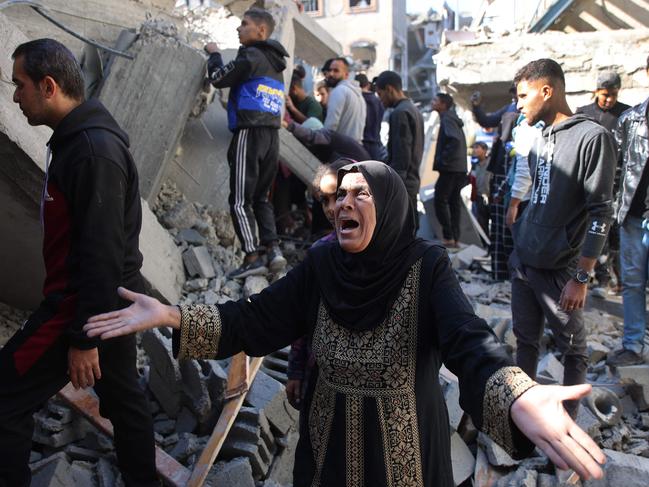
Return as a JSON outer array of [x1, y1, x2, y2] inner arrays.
[[208, 39, 289, 132]]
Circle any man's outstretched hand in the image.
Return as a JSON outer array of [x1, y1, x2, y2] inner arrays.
[[511, 383, 605, 480], [83, 287, 180, 340]]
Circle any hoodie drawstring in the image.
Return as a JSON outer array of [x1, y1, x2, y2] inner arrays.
[[40, 145, 52, 228]]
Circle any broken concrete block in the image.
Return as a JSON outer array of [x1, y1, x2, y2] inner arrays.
[[179, 359, 212, 426], [536, 473, 557, 487], [168, 433, 206, 463], [183, 246, 216, 279], [583, 449, 649, 487], [474, 303, 511, 322], [243, 275, 270, 299], [96, 458, 119, 487], [177, 228, 207, 246], [154, 418, 176, 436], [575, 403, 601, 438], [206, 457, 255, 487], [142, 329, 183, 417], [220, 440, 269, 479], [201, 359, 228, 406], [473, 446, 506, 487], [451, 431, 475, 486], [478, 432, 519, 467], [63, 445, 102, 462], [536, 353, 564, 384], [245, 370, 298, 436], [617, 364, 649, 384], [587, 340, 610, 364], [451, 245, 486, 270], [444, 380, 464, 432], [69, 461, 95, 486], [184, 278, 209, 292], [239, 407, 275, 452], [494, 468, 537, 487], [32, 417, 90, 448], [175, 407, 198, 434], [267, 429, 299, 486], [30, 453, 72, 487]]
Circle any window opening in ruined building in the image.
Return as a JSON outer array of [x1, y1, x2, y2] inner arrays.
[[301, 0, 324, 16], [348, 0, 378, 14], [350, 40, 377, 70]]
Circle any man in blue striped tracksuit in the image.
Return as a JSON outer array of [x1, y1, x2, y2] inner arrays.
[[205, 7, 288, 278]]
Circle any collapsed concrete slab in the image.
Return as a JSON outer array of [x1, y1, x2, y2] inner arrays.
[[0, 13, 183, 309], [98, 21, 207, 202], [1, 0, 180, 56], [436, 28, 649, 112]]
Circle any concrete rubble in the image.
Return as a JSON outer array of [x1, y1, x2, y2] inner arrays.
[[0, 181, 302, 487]]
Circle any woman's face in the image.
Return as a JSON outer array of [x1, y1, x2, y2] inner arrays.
[[318, 172, 338, 225], [335, 172, 376, 253]]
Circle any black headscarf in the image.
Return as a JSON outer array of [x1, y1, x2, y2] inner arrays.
[[308, 160, 435, 331]]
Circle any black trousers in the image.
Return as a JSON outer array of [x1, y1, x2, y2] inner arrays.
[[510, 258, 587, 417], [0, 299, 158, 487], [228, 127, 280, 254], [434, 172, 467, 241]]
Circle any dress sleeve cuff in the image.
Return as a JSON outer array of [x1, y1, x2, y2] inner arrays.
[[177, 304, 222, 360], [482, 366, 537, 457]]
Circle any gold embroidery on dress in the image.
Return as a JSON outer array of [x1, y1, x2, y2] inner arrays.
[[346, 395, 364, 486], [309, 377, 335, 487], [178, 304, 222, 360], [309, 259, 424, 487], [482, 366, 537, 456]]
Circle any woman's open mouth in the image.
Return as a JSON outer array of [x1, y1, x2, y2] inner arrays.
[[340, 218, 360, 233]]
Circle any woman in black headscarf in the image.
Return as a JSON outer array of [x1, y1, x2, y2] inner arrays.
[[84, 161, 605, 486]]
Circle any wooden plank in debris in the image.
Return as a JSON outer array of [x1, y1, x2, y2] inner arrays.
[[224, 351, 250, 399], [187, 355, 264, 487], [57, 384, 191, 487]]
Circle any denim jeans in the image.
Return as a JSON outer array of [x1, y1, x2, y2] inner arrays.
[[620, 216, 649, 353]]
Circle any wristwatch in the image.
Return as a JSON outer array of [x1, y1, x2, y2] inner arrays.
[[573, 268, 590, 284]]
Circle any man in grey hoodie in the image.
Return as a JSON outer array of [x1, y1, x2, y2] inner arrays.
[[510, 59, 616, 417], [324, 57, 366, 143]]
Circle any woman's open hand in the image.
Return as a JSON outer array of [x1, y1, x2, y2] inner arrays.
[[511, 383, 605, 481], [83, 287, 180, 339]]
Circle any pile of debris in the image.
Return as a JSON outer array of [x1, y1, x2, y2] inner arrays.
[[0, 181, 303, 487], [447, 244, 649, 487]]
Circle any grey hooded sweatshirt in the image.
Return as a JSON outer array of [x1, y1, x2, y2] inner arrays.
[[324, 79, 367, 143], [512, 113, 616, 270]]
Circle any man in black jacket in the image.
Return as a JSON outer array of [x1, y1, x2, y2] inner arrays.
[[577, 71, 630, 296], [205, 7, 288, 278], [432, 92, 468, 246], [375, 70, 424, 223], [510, 59, 616, 416], [1, 39, 158, 487]]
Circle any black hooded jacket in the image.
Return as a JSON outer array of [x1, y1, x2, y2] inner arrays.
[[43, 98, 144, 349], [208, 40, 289, 131], [433, 109, 467, 173]]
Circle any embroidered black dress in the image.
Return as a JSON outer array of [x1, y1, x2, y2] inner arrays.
[[173, 247, 535, 487]]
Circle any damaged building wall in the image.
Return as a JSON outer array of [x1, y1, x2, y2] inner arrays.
[[0, 0, 181, 55], [436, 28, 649, 112]]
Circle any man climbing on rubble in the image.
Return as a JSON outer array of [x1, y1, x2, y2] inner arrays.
[[0, 39, 158, 487], [509, 59, 617, 418], [204, 7, 288, 279]]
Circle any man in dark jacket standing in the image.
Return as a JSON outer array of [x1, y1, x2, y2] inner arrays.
[[577, 71, 631, 296], [1, 39, 158, 487], [375, 71, 424, 222], [205, 7, 288, 278], [355, 73, 386, 161], [432, 92, 468, 246], [607, 61, 649, 366], [510, 59, 616, 416]]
